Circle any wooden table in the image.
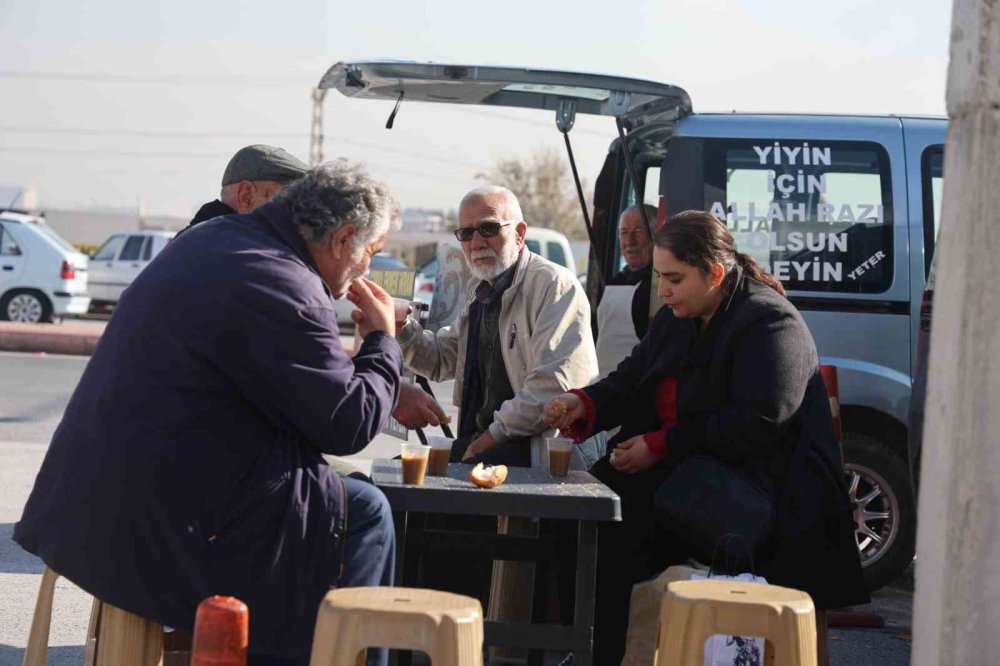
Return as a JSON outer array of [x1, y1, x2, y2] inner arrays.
[[372, 459, 621, 666]]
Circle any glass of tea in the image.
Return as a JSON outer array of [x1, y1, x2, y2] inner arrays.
[[546, 437, 574, 476], [425, 436, 452, 476], [400, 443, 430, 485]]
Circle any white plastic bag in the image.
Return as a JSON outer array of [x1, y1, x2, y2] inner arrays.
[[690, 572, 767, 666]]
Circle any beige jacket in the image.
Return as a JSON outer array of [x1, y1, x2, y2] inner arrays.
[[399, 249, 599, 449]]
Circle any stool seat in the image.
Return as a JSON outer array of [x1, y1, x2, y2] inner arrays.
[[656, 579, 817, 666], [309, 587, 483, 666]]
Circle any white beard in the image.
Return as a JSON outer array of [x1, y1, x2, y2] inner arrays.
[[468, 242, 520, 281]]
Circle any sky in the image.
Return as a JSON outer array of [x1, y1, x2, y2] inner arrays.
[[0, 0, 952, 219]]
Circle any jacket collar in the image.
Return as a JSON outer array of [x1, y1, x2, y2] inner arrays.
[[253, 201, 323, 277]]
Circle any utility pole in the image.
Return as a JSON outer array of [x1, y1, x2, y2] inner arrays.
[[912, 0, 1000, 664], [309, 88, 327, 167]]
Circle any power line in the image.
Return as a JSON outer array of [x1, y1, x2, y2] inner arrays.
[[0, 125, 487, 171], [0, 145, 474, 186]]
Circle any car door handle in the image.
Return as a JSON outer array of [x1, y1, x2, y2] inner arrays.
[[106, 263, 114, 267], [2, 265, 12, 271], [131, 263, 140, 267]]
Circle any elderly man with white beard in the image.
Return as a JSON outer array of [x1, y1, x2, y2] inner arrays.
[[394, 185, 598, 466]]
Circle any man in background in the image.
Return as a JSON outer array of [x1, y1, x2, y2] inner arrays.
[[184, 144, 310, 231], [595, 204, 656, 377]]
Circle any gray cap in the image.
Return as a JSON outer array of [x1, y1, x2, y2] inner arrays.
[[221, 144, 310, 186]]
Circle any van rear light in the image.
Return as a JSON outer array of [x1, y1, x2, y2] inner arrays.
[[60, 260, 76, 280], [419, 282, 434, 293]]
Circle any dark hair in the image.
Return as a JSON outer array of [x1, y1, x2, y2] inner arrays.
[[652, 210, 787, 297]]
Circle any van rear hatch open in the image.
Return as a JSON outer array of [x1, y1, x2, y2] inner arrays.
[[319, 60, 691, 131]]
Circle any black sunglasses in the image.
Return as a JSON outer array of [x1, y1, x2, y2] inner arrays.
[[453, 219, 517, 242]]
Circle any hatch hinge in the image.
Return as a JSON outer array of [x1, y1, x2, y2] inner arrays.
[[555, 99, 577, 133]]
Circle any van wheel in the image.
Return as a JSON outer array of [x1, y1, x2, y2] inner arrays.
[[0, 289, 53, 324], [843, 432, 916, 591]]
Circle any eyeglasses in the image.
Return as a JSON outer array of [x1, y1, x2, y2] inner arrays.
[[453, 219, 518, 242]]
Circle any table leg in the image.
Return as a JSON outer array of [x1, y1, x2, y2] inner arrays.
[[392, 511, 407, 586], [572, 521, 598, 666]]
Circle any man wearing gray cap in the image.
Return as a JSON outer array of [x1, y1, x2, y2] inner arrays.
[[184, 144, 310, 231]]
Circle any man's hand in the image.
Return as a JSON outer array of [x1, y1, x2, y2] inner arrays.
[[393, 383, 450, 429], [542, 393, 586, 430], [346, 277, 395, 338], [461, 431, 498, 461], [609, 435, 660, 474]]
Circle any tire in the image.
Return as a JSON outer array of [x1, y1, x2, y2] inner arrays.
[[0, 289, 53, 324], [842, 432, 916, 591]]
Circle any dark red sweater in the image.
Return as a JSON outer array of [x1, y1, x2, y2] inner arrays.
[[564, 376, 678, 458]]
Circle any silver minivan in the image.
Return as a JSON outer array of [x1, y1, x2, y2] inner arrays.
[[321, 61, 945, 590]]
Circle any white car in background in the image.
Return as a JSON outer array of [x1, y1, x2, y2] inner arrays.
[[88, 231, 176, 307], [0, 210, 91, 323]]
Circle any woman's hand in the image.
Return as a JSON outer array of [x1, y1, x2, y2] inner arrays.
[[610, 435, 661, 474], [543, 393, 585, 430]]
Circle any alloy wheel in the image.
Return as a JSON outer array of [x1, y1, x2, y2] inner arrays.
[[845, 462, 900, 568]]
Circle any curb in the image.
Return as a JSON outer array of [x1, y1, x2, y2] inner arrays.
[[0, 323, 101, 356]]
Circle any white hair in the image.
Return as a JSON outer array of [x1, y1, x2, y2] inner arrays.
[[275, 160, 400, 252], [459, 185, 524, 221]]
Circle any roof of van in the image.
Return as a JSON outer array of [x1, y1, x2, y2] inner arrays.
[[693, 111, 947, 121]]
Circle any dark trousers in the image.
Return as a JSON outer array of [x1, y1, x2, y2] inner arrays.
[[251, 476, 396, 666], [450, 434, 533, 467], [588, 456, 691, 666]]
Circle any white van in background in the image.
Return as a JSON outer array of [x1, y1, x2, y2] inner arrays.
[[88, 231, 176, 306], [0, 210, 90, 323]]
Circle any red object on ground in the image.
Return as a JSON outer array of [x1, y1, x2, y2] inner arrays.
[[191, 596, 249, 666], [820, 364, 843, 442]]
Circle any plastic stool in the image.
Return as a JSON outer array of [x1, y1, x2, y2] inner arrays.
[[655, 580, 817, 666], [22, 565, 190, 666], [308, 587, 483, 666]]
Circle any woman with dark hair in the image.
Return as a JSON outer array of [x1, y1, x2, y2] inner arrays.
[[544, 210, 867, 664]]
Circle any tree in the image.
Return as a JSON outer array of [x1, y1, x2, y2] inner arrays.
[[477, 146, 590, 240]]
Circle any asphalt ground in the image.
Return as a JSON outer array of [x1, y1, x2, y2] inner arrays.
[[0, 351, 912, 666]]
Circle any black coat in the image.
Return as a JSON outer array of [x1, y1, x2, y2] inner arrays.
[[585, 270, 868, 609], [14, 202, 402, 656]]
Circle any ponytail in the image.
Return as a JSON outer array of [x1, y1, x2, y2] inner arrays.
[[734, 252, 786, 297]]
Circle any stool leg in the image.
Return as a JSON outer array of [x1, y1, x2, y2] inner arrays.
[[774, 607, 817, 666], [94, 602, 163, 666], [22, 566, 60, 666], [309, 608, 366, 666], [83, 599, 102, 666], [656, 595, 704, 666]]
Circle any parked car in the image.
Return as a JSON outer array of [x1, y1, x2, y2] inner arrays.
[[333, 252, 409, 325], [88, 231, 176, 307], [412, 228, 576, 307], [0, 209, 90, 323], [323, 60, 946, 590]]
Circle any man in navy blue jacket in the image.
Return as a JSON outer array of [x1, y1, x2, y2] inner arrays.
[[15, 161, 403, 665]]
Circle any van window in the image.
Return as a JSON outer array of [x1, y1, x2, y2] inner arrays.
[[525, 239, 541, 255], [0, 224, 22, 255], [142, 236, 153, 261], [120, 235, 145, 261], [922, 146, 944, 278], [94, 235, 126, 261], [547, 241, 568, 268], [617, 164, 661, 272], [702, 139, 894, 293]]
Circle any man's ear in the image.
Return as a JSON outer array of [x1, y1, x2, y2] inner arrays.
[[329, 224, 358, 260], [235, 181, 256, 213], [514, 221, 528, 247]]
